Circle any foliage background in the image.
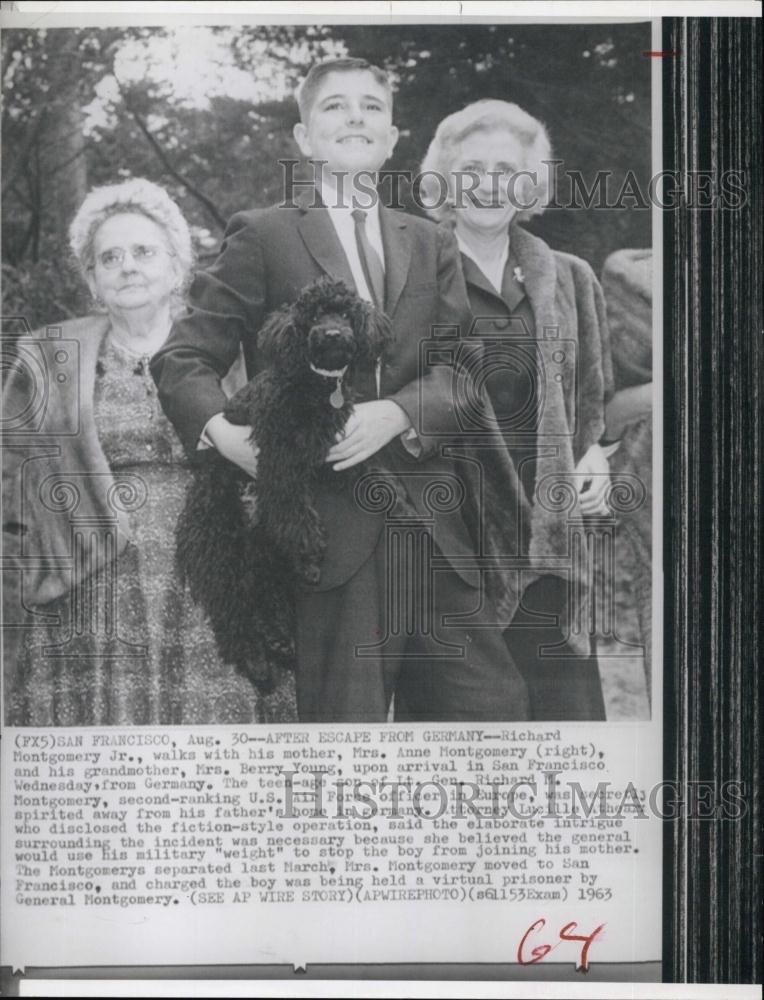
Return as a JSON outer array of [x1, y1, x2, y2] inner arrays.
[[2, 21, 652, 329]]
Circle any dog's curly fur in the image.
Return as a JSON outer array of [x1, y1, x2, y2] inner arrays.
[[176, 278, 393, 693]]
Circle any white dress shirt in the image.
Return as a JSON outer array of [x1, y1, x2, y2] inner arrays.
[[318, 176, 385, 312], [319, 177, 385, 397], [456, 231, 509, 295], [319, 179, 419, 452]]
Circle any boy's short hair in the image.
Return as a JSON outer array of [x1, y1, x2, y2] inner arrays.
[[296, 57, 393, 123]]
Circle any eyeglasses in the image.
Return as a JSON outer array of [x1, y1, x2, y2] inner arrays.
[[93, 244, 171, 270]]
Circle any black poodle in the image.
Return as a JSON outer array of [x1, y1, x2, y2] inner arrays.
[[176, 277, 393, 692]]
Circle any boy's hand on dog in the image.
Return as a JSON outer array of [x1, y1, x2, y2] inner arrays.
[[326, 400, 412, 471], [206, 413, 259, 478]]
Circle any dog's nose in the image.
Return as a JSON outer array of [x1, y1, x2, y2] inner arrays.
[[323, 328, 342, 338]]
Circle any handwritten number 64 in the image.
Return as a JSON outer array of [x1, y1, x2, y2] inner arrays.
[[517, 918, 606, 972]]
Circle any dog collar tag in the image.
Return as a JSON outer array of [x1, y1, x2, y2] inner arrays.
[[330, 380, 345, 409]]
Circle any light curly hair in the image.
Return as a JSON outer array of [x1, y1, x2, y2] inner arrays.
[[68, 177, 194, 286], [419, 100, 553, 224]]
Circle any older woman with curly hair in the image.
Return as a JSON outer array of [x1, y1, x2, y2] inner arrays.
[[421, 101, 615, 720], [3, 178, 295, 726]]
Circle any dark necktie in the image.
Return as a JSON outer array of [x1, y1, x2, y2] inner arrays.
[[351, 209, 385, 310]]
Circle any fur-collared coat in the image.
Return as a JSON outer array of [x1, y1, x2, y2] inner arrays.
[[2, 315, 246, 612], [2, 315, 127, 609], [462, 223, 614, 654]]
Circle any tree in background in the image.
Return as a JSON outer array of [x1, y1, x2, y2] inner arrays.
[[2, 21, 651, 328], [2, 28, 123, 321], [338, 23, 651, 268]]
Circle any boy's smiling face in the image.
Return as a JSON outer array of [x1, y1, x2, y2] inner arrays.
[[293, 69, 399, 179]]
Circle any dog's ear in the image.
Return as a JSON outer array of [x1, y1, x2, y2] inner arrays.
[[354, 301, 394, 365], [258, 308, 299, 366]]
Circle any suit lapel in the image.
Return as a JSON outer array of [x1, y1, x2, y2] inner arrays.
[[379, 206, 411, 317], [509, 224, 558, 335], [296, 189, 357, 291], [460, 252, 508, 309], [502, 251, 527, 311], [295, 192, 413, 317], [461, 235, 545, 316]]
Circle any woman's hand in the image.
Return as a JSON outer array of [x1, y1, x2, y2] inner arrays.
[[205, 413, 258, 478], [325, 400, 412, 471], [604, 382, 653, 441], [574, 443, 611, 516]]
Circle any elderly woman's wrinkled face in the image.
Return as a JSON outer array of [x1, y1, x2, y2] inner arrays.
[[87, 212, 179, 316], [449, 128, 531, 234]]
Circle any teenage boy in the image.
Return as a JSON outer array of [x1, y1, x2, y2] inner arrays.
[[152, 58, 529, 723]]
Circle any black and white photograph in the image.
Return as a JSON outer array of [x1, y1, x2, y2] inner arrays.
[[2, 16, 653, 728], [0, 2, 760, 997]]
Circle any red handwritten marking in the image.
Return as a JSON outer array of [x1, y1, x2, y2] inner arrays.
[[642, 50, 681, 57], [518, 918, 606, 972], [559, 921, 606, 972], [517, 919, 553, 965]]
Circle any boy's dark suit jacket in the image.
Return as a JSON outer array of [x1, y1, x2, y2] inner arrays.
[[152, 191, 520, 594]]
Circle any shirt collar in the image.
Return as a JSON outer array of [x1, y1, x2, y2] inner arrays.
[[456, 231, 510, 295], [318, 175, 381, 228]]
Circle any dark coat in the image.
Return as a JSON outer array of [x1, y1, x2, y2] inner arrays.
[[2, 316, 124, 696], [2, 315, 126, 607], [461, 223, 614, 655], [152, 192, 523, 594]]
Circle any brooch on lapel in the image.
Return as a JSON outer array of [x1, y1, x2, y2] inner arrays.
[[513, 266, 526, 285]]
